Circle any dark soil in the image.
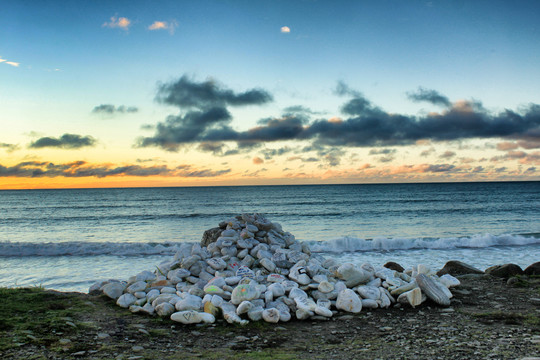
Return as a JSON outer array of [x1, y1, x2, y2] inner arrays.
[[1, 274, 539, 359]]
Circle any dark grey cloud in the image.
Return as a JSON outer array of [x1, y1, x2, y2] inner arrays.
[[425, 164, 455, 172], [407, 87, 451, 107], [137, 75, 273, 151], [92, 104, 138, 114], [0, 143, 19, 153], [439, 150, 456, 159], [155, 75, 273, 109], [138, 78, 540, 151], [28, 134, 97, 149], [0, 161, 230, 178]]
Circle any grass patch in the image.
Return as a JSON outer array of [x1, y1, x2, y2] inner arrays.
[[0, 287, 91, 351]]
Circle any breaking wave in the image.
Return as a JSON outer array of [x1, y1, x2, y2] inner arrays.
[[1, 233, 539, 257], [307, 233, 540, 253]]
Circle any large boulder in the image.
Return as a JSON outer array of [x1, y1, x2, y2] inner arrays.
[[485, 263, 524, 278], [524, 262, 540, 276], [200, 227, 222, 247], [436, 260, 484, 276]]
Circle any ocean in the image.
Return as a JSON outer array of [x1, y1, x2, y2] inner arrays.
[[0, 182, 539, 292]]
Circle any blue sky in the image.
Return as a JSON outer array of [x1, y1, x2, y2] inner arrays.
[[1, 0, 539, 188]]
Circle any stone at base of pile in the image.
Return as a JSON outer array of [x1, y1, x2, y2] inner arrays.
[[90, 213, 462, 325]]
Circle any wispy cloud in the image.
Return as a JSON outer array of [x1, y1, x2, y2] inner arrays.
[[148, 20, 178, 34], [1, 56, 20, 67], [91, 104, 139, 115], [0, 161, 231, 178], [0, 143, 19, 153], [103, 16, 131, 31], [28, 134, 97, 149], [407, 87, 451, 107]]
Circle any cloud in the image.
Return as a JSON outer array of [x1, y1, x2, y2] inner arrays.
[[252, 157, 264, 164], [155, 75, 273, 109], [138, 78, 540, 152], [281, 26, 291, 33], [282, 105, 324, 116], [136, 75, 273, 151], [490, 150, 540, 165], [439, 150, 456, 159], [148, 20, 178, 34], [1, 56, 20, 67], [103, 16, 131, 31], [28, 134, 97, 149], [0, 161, 230, 178], [0, 143, 20, 153], [91, 104, 139, 115], [407, 87, 451, 107], [369, 148, 396, 155]]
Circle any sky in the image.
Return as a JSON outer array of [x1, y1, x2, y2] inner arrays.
[[1, 0, 539, 189]]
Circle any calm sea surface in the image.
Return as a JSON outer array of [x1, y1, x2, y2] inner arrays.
[[1, 182, 539, 292]]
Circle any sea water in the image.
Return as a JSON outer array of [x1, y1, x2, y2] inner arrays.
[[0, 182, 538, 292]]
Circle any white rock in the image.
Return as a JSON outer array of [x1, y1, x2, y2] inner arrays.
[[262, 308, 280, 323], [117, 293, 137, 308], [295, 308, 313, 320], [140, 303, 155, 315], [260, 258, 277, 272], [289, 288, 308, 300], [314, 306, 333, 317], [171, 310, 209, 324], [289, 265, 311, 285], [357, 285, 381, 300], [438, 274, 461, 288], [155, 302, 175, 317], [236, 266, 255, 279], [207, 258, 227, 271], [146, 289, 161, 303], [134, 291, 146, 299], [247, 305, 264, 321], [318, 281, 334, 293], [175, 294, 202, 311], [336, 263, 372, 287], [236, 301, 254, 315], [397, 287, 423, 307], [265, 290, 273, 303], [161, 286, 176, 294], [268, 283, 286, 297], [231, 283, 260, 304], [101, 282, 126, 300], [317, 299, 331, 309], [336, 289, 362, 313], [361, 299, 379, 309]]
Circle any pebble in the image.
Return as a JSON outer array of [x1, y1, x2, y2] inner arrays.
[[90, 213, 460, 325]]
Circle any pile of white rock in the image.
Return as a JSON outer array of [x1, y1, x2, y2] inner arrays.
[[89, 214, 460, 325]]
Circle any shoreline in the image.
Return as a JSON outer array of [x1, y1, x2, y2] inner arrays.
[[1, 267, 539, 359]]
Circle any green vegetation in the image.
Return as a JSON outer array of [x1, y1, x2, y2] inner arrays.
[[0, 287, 90, 351]]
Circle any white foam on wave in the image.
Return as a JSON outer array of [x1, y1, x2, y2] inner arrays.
[[0, 241, 196, 257], [307, 233, 540, 253], [1, 233, 539, 257]]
